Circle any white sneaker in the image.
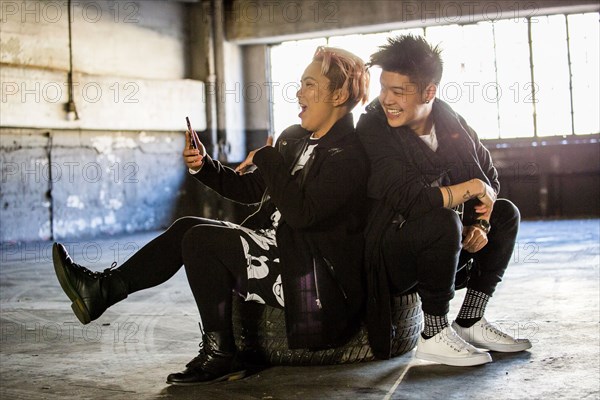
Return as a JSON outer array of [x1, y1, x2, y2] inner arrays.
[[452, 317, 532, 353], [415, 326, 492, 367]]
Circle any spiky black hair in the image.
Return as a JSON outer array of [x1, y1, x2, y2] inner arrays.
[[369, 34, 443, 88]]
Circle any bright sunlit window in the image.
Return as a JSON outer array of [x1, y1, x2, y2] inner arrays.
[[493, 18, 534, 138], [426, 22, 500, 138], [531, 15, 572, 137], [269, 12, 599, 140], [568, 13, 600, 135]]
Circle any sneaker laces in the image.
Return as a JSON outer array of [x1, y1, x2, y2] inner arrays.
[[442, 328, 470, 352], [482, 321, 510, 340]]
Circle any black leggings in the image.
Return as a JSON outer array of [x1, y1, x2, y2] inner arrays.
[[382, 199, 520, 316], [116, 217, 281, 331]]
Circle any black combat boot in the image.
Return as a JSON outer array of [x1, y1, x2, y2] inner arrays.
[[234, 298, 269, 372], [52, 243, 128, 324], [166, 326, 246, 385], [238, 325, 268, 367]]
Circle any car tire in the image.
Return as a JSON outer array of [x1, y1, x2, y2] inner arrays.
[[232, 292, 423, 366]]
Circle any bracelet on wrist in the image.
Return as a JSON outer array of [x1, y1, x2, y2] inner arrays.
[[473, 219, 491, 234]]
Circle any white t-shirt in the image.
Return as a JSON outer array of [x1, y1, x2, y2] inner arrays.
[[290, 135, 320, 174], [419, 124, 438, 152], [419, 124, 442, 187]]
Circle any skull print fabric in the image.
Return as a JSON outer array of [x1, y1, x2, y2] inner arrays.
[[223, 221, 284, 308]]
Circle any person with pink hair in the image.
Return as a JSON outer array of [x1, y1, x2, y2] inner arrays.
[[52, 47, 370, 385]]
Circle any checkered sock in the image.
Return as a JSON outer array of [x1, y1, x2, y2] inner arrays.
[[455, 289, 491, 328], [422, 313, 449, 339]]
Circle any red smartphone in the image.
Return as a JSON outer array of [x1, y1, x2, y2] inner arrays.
[[186, 116, 199, 150]]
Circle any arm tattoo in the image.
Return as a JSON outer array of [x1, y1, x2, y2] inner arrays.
[[463, 190, 471, 200], [445, 186, 453, 207]]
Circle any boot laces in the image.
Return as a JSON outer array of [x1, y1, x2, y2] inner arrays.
[[72, 261, 118, 278], [102, 262, 118, 275], [186, 340, 209, 368]]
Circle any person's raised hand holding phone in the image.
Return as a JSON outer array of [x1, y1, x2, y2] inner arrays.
[[182, 119, 205, 171]]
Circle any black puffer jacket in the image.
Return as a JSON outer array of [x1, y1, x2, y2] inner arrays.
[[193, 113, 368, 350], [356, 98, 499, 359]]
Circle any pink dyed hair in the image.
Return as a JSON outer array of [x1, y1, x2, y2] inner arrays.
[[312, 46, 370, 110]]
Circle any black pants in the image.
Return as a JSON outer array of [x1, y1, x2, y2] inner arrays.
[[116, 217, 283, 332], [382, 199, 520, 316]]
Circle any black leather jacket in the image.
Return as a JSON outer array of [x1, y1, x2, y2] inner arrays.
[[193, 113, 369, 349]]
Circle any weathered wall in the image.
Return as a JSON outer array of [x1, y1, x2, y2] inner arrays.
[[0, 128, 191, 242], [1, 0, 206, 130], [0, 0, 210, 243], [1, 0, 188, 77]]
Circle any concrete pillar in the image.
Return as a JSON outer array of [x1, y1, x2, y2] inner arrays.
[[189, 0, 246, 162], [242, 45, 271, 151]]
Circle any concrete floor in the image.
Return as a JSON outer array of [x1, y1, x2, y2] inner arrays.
[[1, 219, 598, 400]]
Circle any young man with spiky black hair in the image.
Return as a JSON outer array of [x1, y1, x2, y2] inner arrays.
[[357, 35, 532, 367]]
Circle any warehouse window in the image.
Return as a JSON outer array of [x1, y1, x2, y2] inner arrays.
[[269, 12, 599, 140]]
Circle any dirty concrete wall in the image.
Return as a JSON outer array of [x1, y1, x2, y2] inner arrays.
[[0, 0, 210, 242], [1, 128, 190, 242]]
